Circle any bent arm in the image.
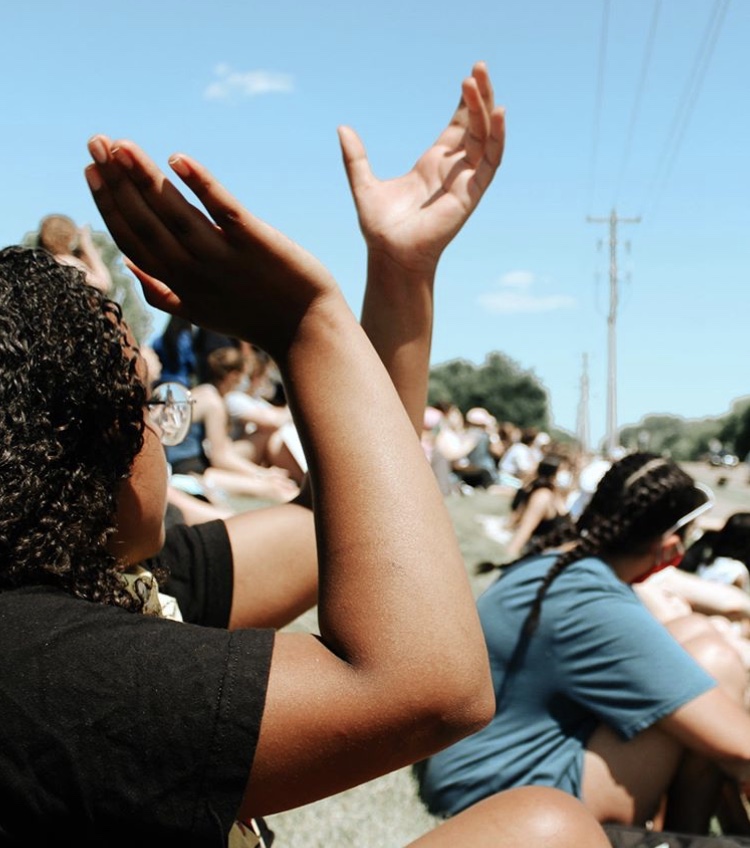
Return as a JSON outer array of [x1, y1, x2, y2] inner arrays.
[[242, 297, 492, 815], [224, 62, 505, 628], [660, 688, 750, 788], [654, 567, 750, 621], [77, 226, 112, 293], [505, 488, 552, 558], [86, 134, 494, 814]]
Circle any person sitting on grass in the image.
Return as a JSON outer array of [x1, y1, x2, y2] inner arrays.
[[418, 452, 750, 838]]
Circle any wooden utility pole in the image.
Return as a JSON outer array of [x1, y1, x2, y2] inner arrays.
[[587, 209, 640, 456], [577, 353, 591, 455]]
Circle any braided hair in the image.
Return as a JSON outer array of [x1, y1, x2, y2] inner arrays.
[[504, 453, 705, 637]]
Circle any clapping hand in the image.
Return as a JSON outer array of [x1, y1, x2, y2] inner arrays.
[[338, 61, 505, 275], [85, 138, 339, 359]]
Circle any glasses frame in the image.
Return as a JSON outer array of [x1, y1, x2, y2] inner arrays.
[[146, 381, 196, 447]]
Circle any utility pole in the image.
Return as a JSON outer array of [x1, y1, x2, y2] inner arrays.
[[577, 353, 591, 455], [587, 208, 640, 457]]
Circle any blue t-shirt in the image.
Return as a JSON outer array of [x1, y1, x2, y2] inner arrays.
[[418, 554, 716, 816]]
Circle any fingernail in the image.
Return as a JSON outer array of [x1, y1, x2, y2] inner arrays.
[[89, 136, 108, 165], [85, 165, 102, 191], [169, 156, 189, 178], [112, 146, 134, 169]]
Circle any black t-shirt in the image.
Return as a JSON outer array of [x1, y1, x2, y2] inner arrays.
[[151, 519, 235, 628], [0, 583, 274, 845]]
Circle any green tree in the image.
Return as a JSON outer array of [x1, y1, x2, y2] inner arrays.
[[720, 397, 750, 459], [21, 226, 152, 344], [428, 351, 549, 428], [620, 413, 725, 461]]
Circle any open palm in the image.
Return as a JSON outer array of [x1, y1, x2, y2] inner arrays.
[[339, 62, 506, 274]]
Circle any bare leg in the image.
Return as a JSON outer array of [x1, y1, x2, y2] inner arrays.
[[202, 467, 298, 503], [582, 613, 748, 830], [582, 722, 683, 825], [167, 486, 234, 524], [406, 787, 610, 848]]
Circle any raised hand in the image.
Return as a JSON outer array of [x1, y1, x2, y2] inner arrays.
[[84, 138, 338, 358], [338, 61, 505, 275]]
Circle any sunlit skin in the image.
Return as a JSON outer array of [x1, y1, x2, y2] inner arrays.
[[106, 345, 168, 567]]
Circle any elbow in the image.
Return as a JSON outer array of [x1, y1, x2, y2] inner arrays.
[[417, 655, 496, 748]]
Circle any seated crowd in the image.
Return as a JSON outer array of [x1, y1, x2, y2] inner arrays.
[[1, 60, 749, 848]]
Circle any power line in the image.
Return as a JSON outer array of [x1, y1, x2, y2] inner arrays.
[[587, 0, 611, 211], [643, 0, 731, 221], [614, 0, 662, 201]]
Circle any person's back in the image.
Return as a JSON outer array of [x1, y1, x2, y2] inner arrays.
[[420, 550, 714, 815], [419, 452, 750, 835]]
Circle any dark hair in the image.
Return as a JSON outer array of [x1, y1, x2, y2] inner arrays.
[[517, 452, 704, 635], [207, 346, 245, 382], [0, 246, 148, 610], [158, 315, 193, 375], [510, 454, 564, 513]]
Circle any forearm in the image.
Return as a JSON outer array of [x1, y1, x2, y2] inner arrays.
[[360, 251, 436, 434], [78, 242, 112, 293], [660, 569, 750, 620], [281, 294, 486, 689]]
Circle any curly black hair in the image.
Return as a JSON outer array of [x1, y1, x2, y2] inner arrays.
[[0, 246, 148, 611]]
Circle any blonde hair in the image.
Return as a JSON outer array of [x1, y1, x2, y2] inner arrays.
[[38, 215, 77, 255]]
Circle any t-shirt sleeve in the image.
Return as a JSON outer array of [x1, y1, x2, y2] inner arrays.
[[148, 520, 234, 628], [552, 574, 716, 740]]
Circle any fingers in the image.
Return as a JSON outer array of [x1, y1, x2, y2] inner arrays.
[[124, 258, 188, 317], [470, 107, 507, 197], [85, 137, 195, 281], [433, 62, 496, 164], [337, 126, 374, 197], [471, 61, 495, 116], [87, 136, 225, 266], [461, 77, 491, 167], [165, 153, 267, 246]]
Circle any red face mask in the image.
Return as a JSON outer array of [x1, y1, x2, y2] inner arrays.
[[632, 540, 685, 583]]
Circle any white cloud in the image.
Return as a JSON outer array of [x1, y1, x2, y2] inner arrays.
[[496, 270, 535, 290], [478, 271, 576, 314], [205, 64, 294, 100]]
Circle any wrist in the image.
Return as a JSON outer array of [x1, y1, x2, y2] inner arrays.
[[366, 246, 439, 288]]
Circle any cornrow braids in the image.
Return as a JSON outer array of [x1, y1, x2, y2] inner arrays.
[[519, 452, 703, 637]]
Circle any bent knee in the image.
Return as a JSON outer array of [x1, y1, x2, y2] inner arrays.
[[683, 630, 746, 702], [502, 788, 609, 846]]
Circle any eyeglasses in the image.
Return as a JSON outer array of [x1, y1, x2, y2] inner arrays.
[[662, 482, 715, 539], [146, 382, 195, 447]]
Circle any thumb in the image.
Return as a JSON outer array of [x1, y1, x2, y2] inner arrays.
[[337, 126, 374, 196]]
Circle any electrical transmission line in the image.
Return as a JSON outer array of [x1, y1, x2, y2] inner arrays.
[[644, 0, 731, 220]]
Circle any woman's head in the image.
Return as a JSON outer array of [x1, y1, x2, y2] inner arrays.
[[577, 453, 707, 558], [0, 246, 161, 610], [519, 452, 711, 635], [38, 214, 78, 255]]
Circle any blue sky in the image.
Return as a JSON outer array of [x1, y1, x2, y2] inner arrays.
[[2, 0, 747, 445]]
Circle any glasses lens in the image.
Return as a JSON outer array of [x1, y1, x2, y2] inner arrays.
[[149, 382, 193, 447]]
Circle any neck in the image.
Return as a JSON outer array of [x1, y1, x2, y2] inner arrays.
[[603, 552, 652, 584]]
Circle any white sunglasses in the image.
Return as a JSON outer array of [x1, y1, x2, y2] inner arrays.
[[662, 482, 715, 539]]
